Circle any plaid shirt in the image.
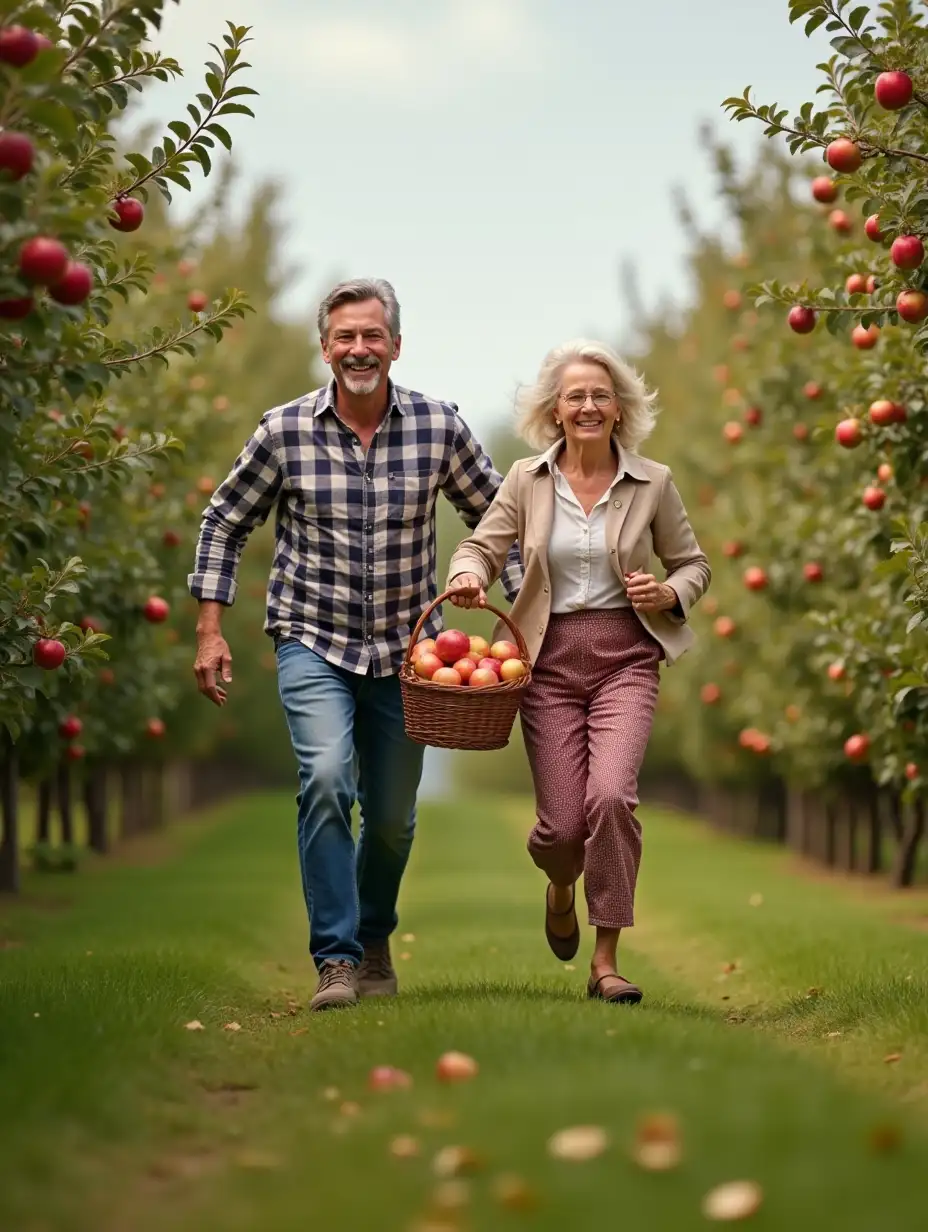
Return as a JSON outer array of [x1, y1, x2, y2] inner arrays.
[[188, 379, 523, 675]]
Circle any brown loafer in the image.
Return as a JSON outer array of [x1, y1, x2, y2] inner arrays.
[[545, 883, 580, 962], [587, 972, 643, 1005]]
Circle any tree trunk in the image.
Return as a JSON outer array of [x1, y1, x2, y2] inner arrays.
[[36, 776, 53, 844], [858, 785, 883, 875], [120, 761, 143, 838], [891, 801, 925, 888], [56, 761, 74, 846], [0, 735, 19, 894], [84, 764, 109, 854]]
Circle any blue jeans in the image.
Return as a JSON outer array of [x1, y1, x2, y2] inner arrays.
[[275, 640, 424, 969]]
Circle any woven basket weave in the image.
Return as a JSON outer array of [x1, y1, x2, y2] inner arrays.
[[399, 588, 532, 751]]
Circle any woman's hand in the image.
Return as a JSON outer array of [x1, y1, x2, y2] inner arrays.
[[448, 573, 487, 609], [625, 571, 679, 614]]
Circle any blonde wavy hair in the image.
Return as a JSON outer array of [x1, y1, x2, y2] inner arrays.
[[515, 339, 659, 453]]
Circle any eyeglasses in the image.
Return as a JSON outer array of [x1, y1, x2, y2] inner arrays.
[[560, 391, 615, 411]]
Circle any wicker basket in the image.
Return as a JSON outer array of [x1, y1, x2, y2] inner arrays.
[[399, 588, 532, 751]]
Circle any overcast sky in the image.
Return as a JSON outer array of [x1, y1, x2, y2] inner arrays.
[[135, 0, 829, 434]]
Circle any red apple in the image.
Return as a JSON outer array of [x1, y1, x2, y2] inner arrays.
[[866, 274, 878, 293], [367, 1065, 413, 1092], [890, 234, 924, 270], [33, 638, 66, 670], [844, 733, 870, 762], [109, 196, 144, 232], [99, 668, 116, 686], [851, 323, 880, 349], [744, 406, 762, 427], [453, 657, 477, 682], [700, 683, 721, 705], [468, 635, 489, 660], [793, 424, 810, 442], [868, 400, 897, 426], [811, 176, 837, 203], [788, 305, 816, 334], [65, 744, 86, 762], [58, 715, 82, 740], [845, 273, 868, 295], [196, 475, 215, 495], [722, 541, 744, 558], [70, 440, 93, 460], [477, 657, 502, 675], [19, 236, 68, 285], [723, 421, 743, 444], [722, 289, 742, 310], [188, 290, 209, 312], [411, 637, 437, 662], [826, 138, 862, 173], [0, 296, 33, 319], [877, 463, 893, 482], [435, 628, 471, 664], [0, 25, 40, 66], [436, 1051, 479, 1082], [835, 418, 862, 448], [803, 562, 824, 583], [714, 616, 736, 638], [468, 668, 499, 688], [143, 596, 169, 623], [896, 289, 928, 323], [432, 667, 463, 686], [163, 530, 181, 548], [828, 663, 846, 681], [743, 566, 768, 591], [864, 214, 883, 242], [79, 616, 103, 633], [499, 658, 527, 682], [490, 640, 519, 662], [0, 131, 34, 180], [829, 209, 852, 234], [145, 718, 166, 739], [863, 485, 886, 510], [875, 70, 913, 111], [905, 762, 919, 781], [49, 261, 93, 305], [414, 652, 443, 680]]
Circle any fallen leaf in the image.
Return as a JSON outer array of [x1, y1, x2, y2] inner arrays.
[[390, 1135, 421, 1159], [884, 1052, 903, 1064], [340, 1101, 362, 1118], [492, 1173, 539, 1211], [868, 1124, 902, 1154], [401, 932, 416, 942], [748, 893, 763, 907], [322, 1086, 340, 1102], [400, 951, 412, 961], [547, 1125, 609, 1162], [432, 1145, 481, 1177], [722, 962, 737, 975], [632, 1113, 682, 1171], [702, 1180, 763, 1222], [564, 964, 576, 971], [223, 1021, 242, 1032], [289, 1028, 308, 1036], [825, 1031, 842, 1039], [185, 1020, 205, 1031], [431, 1180, 470, 1211]]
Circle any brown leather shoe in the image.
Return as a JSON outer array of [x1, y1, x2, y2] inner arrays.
[[310, 960, 359, 1011], [357, 941, 398, 998], [545, 883, 580, 962], [587, 971, 643, 1005]]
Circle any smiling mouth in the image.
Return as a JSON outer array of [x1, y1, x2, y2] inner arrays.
[[576, 419, 603, 427]]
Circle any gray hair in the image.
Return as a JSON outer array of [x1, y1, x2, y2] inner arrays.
[[515, 338, 659, 453], [317, 278, 401, 339]]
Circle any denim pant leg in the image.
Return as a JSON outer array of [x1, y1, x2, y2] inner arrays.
[[276, 640, 362, 968], [354, 671, 424, 946]]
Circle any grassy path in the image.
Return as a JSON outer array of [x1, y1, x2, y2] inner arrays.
[[1, 793, 927, 1231]]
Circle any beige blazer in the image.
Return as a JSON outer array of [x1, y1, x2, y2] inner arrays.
[[446, 448, 711, 667]]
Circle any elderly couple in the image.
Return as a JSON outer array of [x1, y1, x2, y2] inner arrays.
[[190, 279, 710, 1012]]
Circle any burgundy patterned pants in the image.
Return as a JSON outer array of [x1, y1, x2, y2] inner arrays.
[[519, 610, 661, 930]]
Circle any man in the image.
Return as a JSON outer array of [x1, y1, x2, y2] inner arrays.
[[189, 278, 522, 1011]]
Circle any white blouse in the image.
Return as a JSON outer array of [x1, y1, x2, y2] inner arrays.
[[548, 456, 632, 614]]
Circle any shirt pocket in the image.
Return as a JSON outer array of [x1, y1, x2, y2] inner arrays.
[[386, 468, 433, 522]]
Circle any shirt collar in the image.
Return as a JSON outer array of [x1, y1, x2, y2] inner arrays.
[[525, 437, 650, 482], [313, 377, 405, 417]]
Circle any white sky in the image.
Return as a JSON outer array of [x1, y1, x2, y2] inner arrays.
[[134, 0, 830, 434]]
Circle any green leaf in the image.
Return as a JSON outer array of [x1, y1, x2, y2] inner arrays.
[[168, 119, 191, 142], [206, 123, 232, 151]]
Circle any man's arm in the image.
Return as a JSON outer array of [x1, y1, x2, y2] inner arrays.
[[439, 409, 523, 602], [189, 414, 283, 705]]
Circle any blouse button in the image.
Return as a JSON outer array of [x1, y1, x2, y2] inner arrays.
[[613, 499, 622, 508]]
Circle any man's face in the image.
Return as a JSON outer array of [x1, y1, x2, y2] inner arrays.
[[321, 298, 401, 397]]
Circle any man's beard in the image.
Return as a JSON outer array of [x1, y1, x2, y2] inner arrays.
[[340, 357, 382, 395]]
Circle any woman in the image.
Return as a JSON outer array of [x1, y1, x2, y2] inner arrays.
[[447, 340, 710, 1005]]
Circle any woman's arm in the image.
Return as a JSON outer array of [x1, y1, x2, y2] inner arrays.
[[651, 469, 711, 622], [446, 461, 522, 597]]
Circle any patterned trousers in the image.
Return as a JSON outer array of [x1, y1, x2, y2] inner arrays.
[[519, 610, 661, 930]]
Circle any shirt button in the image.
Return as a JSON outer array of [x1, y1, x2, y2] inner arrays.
[[537, 624, 544, 634], [543, 585, 549, 593], [613, 499, 622, 508], [365, 473, 373, 482]]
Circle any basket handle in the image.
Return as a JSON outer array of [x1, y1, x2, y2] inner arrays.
[[404, 588, 531, 668]]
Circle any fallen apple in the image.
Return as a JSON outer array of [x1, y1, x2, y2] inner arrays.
[[436, 1051, 479, 1082]]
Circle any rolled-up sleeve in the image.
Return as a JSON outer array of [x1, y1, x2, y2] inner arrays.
[[187, 414, 283, 605]]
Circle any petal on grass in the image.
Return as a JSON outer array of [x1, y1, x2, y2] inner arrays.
[[702, 1180, 764, 1221], [547, 1125, 609, 1161]]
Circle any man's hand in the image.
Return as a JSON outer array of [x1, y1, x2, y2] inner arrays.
[[625, 571, 679, 614], [448, 572, 487, 609], [194, 629, 233, 706]]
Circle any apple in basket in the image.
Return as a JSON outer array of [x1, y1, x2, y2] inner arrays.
[[414, 652, 444, 680], [500, 658, 527, 682], [454, 657, 477, 682], [435, 629, 471, 664], [477, 656, 502, 676], [411, 638, 437, 662], [490, 640, 519, 662], [469, 635, 489, 660], [432, 667, 462, 686], [469, 667, 500, 688]]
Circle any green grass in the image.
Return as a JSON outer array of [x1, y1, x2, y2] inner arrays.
[[1, 793, 927, 1232]]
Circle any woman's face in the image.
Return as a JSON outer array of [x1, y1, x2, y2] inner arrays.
[[554, 361, 619, 446]]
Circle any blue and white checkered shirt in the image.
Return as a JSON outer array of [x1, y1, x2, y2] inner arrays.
[[188, 379, 523, 675]]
